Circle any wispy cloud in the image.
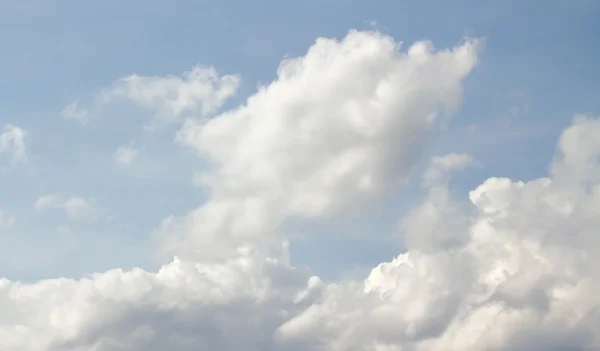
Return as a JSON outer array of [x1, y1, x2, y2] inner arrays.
[[34, 194, 104, 221], [0, 210, 15, 228], [63, 66, 241, 130]]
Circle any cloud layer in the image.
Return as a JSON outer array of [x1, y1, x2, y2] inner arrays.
[[3, 30, 600, 351]]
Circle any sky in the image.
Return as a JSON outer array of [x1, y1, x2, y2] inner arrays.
[[1, 0, 600, 350]]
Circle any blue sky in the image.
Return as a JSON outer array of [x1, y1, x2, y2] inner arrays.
[[1, 0, 599, 281]]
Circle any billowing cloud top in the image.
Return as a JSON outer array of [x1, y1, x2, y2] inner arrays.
[[3, 30, 600, 351], [164, 31, 481, 258]]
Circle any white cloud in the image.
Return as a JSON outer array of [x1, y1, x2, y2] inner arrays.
[[114, 143, 139, 165], [3, 30, 600, 351], [423, 152, 477, 187], [3, 116, 600, 350], [63, 66, 241, 129], [103, 65, 240, 123], [0, 244, 317, 351], [166, 30, 481, 258], [401, 153, 475, 252], [34, 194, 104, 221], [0, 210, 15, 228], [60, 101, 94, 124], [0, 124, 27, 162], [551, 114, 600, 185], [275, 115, 600, 351]]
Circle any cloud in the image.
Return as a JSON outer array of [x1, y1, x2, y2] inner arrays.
[[63, 66, 241, 129], [275, 115, 600, 351], [3, 30, 600, 351], [0, 244, 316, 351], [423, 152, 477, 187], [114, 143, 139, 165], [2, 115, 600, 351], [165, 30, 481, 258], [0, 124, 27, 162], [551, 114, 600, 185], [60, 101, 94, 124], [402, 153, 476, 252], [34, 195, 104, 221], [0, 210, 15, 228]]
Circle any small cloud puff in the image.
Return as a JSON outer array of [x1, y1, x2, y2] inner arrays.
[[0, 124, 27, 162], [114, 143, 139, 165], [34, 194, 104, 221], [60, 101, 94, 124]]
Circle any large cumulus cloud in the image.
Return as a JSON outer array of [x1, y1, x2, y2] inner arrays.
[[162, 30, 481, 258], [3, 30, 600, 351], [278, 123, 600, 350]]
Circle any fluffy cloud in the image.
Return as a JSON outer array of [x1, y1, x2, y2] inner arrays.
[[3, 30, 600, 351], [105, 66, 240, 125], [0, 244, 315, 351], [0, 124, 27, 162], [3, 116, 600, 351], [275, 116, 600, 351], [63, 66, 241, 128], [164, 30, 481, 258], [34, 195, 104, 221]]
